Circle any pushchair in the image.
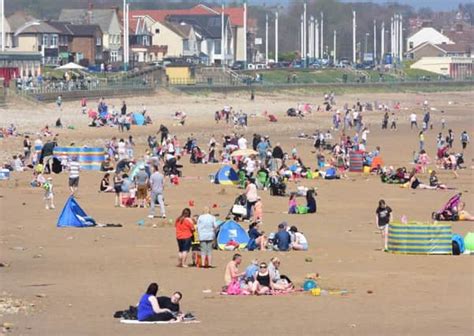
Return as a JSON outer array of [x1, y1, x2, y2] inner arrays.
[[226, 194, 247, 221], [432, 193, 462, 221], [163, 157, 183, 177], [269, 175, 287, 196], [287, 108, 297, 117]]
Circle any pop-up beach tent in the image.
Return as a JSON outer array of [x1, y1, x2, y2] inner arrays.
[[57, 196, 96, 227], [217, 220, 249, 250], [214, 166, 238, 185], [133, 113, 145, 126]]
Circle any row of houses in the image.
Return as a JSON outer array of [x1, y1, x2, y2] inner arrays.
[[127, 4, 254, 65], [0, 4, 255, 68]]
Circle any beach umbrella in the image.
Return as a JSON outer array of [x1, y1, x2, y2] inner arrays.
[[55, 62, 87, 70], [230, 149, 258, 157]]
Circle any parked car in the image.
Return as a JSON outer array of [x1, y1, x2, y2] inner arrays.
[[231, 61, 245, 71], [255, 63, 268, 70], [247, 63, 255, 70], [290, 60, 304, 68]]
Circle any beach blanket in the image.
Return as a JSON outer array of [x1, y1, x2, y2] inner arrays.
[[220, 289, 301, 296], [120, 319, 200, 325]]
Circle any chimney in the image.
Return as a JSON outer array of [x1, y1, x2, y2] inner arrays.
[[88, 1, 93, 24]]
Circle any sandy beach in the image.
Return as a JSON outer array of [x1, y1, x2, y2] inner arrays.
[[0, 89, 473, 335]]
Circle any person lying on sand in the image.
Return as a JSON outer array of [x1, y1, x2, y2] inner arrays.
[[455, 202, 474, 221], [408, 169, 437, 190]]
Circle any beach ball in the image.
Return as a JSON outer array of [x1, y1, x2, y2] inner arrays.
[[303, 279, 318, 291]]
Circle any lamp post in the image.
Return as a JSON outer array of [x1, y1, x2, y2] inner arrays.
[[265, 14, 268, 65], [364, 32, 369, 55], [243, 1, 247, 68], [275, 11, 278, 64], [1, 0, 5, 51], [123, 0, 130, 71], [373, 20, 377, 64], [352, 11, 356, 64]]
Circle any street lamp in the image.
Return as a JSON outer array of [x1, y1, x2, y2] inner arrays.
[[123, 0, 130, 71], [364, 32, 370, 55]]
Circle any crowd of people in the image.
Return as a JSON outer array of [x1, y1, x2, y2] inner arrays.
[[2, 91, 472, 320]]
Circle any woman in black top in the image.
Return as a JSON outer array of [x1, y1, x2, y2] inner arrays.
[[100, 173, 114, 192], [250, 263, 273, 295], [306, 189, 317, 213], [408, 169, 437, 190]]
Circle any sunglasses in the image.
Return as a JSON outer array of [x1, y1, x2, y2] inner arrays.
[[260, 265, 267, 268]]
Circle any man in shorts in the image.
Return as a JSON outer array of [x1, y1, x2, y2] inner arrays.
[[134, 165, 149, 208], [68, 156, 81, 195]]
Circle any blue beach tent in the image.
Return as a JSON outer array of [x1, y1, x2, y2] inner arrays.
[[214, 166, 239, 185], [57, 196, 96, 227], [133, 113, 145, 126], [217, 220, 249, 250]]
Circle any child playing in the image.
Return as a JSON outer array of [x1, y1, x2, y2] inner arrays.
[[288, 194, 297, 214], [43, 177, 55, 210], [291, 147, 298, 160], [253, 197, 263, 222], [418, 150, 430, 174]]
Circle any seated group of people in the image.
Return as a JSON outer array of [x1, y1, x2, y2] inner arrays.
[[225, 254, 294, 295], [288, 189, 317, 214], [248, 222, 309, 252]]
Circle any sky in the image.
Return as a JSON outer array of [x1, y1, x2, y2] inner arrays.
[[254, 0, 470, 11], [337, 0, 468, 11]]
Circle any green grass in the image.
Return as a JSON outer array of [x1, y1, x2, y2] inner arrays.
[[242, 68, 423, 84], [400, 61, 441, 80], [243, 69, 362, 84]]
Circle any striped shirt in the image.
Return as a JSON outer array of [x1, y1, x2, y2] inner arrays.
[[68, 161, 81, 179]]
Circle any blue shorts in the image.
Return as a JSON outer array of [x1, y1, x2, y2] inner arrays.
[[177, 238, 192, 252]]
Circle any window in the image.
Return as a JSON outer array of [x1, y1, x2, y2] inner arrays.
[[110, 50, 118, 62], [155, 28, 160, 34], [42, 34, 49, 47], [183, 39, 189, 51], [215, 39, 221, 54], [96, 36, 102, 46], [50, 35, 58, 47], [143, 35, 149, 46], [409, 41, 414, 49]]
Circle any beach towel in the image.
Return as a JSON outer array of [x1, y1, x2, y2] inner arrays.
[[120, 320, 200, 325]]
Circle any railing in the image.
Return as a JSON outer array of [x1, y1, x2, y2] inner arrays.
[[170, 77, 474, 91], [15, 79, 153, 96]]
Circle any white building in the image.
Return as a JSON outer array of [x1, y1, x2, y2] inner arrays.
[[411, 57, 473, 79], [407, 27, 454, 51]]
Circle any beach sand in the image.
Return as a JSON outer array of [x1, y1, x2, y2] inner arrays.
[[0, 89, 473, 335]]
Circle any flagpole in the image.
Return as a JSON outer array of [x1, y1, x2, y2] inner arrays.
[[243, 1, 247, 67], [275, 11, 279, 64]]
